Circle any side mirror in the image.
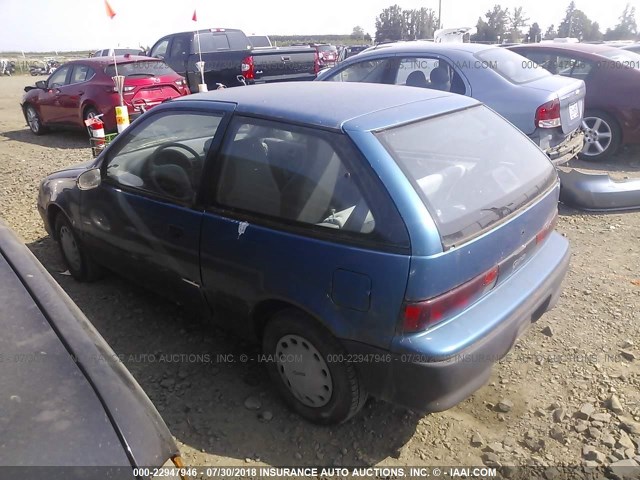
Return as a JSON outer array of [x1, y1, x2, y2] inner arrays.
[[35, 80, 47, 89], [77, 168, 101, 191]]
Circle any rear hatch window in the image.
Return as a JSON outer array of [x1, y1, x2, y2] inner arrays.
[[375, 105, 557, 248], [105, 60, 174, 77]]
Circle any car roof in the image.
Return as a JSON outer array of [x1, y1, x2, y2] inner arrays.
[[359, 41, 495, 56], [71, 55, 157, 65], [179, 82, 478, 130], [509, 42, 622, 55]]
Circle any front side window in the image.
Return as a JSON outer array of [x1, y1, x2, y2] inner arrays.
[[215, 118, 376, 235], [48, 66, 70, 88], [327, 58, 392, 83], [105, 111, 223, 203], [150, 39, 169, 58], [394, 57, 465, 93], [376, 105, 556, 248]]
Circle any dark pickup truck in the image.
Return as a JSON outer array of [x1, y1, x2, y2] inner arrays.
[[149, 28, 318, 92]]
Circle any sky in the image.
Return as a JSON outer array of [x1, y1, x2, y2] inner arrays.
[[0, 0, 636, 52]]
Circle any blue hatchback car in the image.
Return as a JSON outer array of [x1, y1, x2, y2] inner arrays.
[[38, 82, 570, 424]]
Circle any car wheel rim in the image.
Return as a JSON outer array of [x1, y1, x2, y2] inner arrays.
[[581, 116, 612, 156], [27, 108, 39, 133], [59, 225, 82, 272], [275, 334, 333, 408]]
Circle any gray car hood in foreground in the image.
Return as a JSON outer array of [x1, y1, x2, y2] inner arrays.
[[0, 220, 178, 474], [559, 169, 640, 212]]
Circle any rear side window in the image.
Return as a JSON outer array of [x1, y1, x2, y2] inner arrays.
[[105, 61, 174, 77], [476, 47, 551, 84], [375, 105, 556, 248], [215, 118, 376, 235]]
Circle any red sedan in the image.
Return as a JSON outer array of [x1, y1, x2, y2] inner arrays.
[[21, 56, 190, 134]]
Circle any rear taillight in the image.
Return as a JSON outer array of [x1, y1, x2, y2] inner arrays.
[[401, 266, 500, 333], [536, 212, 558, 245], [314, 51, 320, 75], [535, 98, 561, 128], [241, 56, 254, 80]]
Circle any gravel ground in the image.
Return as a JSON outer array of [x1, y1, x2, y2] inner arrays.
[[1, 74, 639, 478]]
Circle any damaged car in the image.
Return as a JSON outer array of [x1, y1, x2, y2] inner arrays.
[[37, 82, 569, 424], [316, 42, 585, 165]]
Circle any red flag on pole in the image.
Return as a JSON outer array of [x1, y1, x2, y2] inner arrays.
[[192, 9, 197, 22], [104, 0, 116, 19]]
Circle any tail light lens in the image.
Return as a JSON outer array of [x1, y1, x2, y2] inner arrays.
[[314, 51, 320, 75], [535, 98, 561, 128], [536, 212, 558, 245], [241, 55, 254, 80], [401, 266, 499, 333]]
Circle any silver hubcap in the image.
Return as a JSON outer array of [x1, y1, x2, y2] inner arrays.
[[59, 225, 82, 272], [581, 116, 612, 156], [27, 107, 39, 132], [275, 334, 333, 408]]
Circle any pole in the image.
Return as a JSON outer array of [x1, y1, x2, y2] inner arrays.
[[438, 0, 442, 30], [196, 29, 205, 85]]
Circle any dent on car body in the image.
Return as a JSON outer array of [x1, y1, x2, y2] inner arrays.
[[558, 168, 640, 211]]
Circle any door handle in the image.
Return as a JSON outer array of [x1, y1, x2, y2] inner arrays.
[[167, 224, 184, 238]]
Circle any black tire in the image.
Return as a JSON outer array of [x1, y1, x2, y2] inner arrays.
[[25, 104, 47, 135], [83, 107, 100, 137], [263, 309, 367, 425], [54, 214, 103, 282], [579, 110, 621, 162]]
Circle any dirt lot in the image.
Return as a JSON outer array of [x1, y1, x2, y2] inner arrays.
[[1, 74, 639, 477]]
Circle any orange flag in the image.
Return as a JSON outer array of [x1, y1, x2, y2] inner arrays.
[[192, 9, 197, 22], [104, 0, 116, 19]]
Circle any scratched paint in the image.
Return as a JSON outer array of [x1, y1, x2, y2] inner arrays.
[[237, 221, 249, 238]]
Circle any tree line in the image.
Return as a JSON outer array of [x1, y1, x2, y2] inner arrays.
[[373, 2, 637, 44]]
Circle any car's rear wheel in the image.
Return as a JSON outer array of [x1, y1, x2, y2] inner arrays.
[[580, 110, 621, 162], [263, 308, 367, 425], [54, 214, 103, 282], [25, 105, 47, 135]]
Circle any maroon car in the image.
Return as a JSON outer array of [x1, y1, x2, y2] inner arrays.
[[509, 43, 640, 161], [21, 56, 190, 134]]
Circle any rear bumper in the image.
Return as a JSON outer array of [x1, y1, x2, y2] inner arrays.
[[559, 168, 640, 211], [343, 232, 570, 413], [545, 129, 584, 166]]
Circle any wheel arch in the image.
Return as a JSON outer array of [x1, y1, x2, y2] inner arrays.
[[250, 298, 338, 342]]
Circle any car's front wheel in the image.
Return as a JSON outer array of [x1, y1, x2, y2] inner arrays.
[[54, 214, 103, 282], [263, 309, 367, 424], [25, 105, 47, 135], [580, 110, 621, 161]]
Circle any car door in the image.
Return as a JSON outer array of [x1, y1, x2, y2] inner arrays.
[[39, 65, 72, 124], [199, 116, 411, 347], [79, 104, 233, 306], [57, 64, 96, 125]]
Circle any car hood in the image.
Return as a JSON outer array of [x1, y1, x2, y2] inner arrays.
[[0, 220, 178, 470], [0, 252, 131, 467]]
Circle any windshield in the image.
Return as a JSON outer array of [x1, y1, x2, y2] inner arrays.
[[105, 60, 174, 77], [599, 49, 640, 70], [375, 105, 556, 248], [476, 47, 552, 84]]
